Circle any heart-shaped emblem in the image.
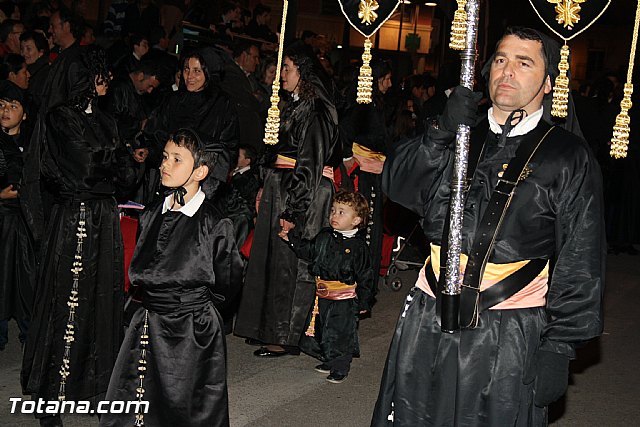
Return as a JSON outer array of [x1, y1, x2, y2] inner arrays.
[[338, 0, 401, 37], [528, 0, 612, 40]]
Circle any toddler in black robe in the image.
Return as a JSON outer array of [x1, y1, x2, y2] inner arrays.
[[101, 129, 243, 427], [281, 190, 375, 383]]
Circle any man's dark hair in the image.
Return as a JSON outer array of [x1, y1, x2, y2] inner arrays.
[[130, 33, 148, 48], [131, 58, 162, 82], [238, 144, 257, 164], [20, 31, 50, 55], [253, 3, 271, 18], [56, 6, 85, 41], [0, 53, 25, 79], [0, 19, 18, 43], [232, 39, 257, 60], [498, 26, 548, 71], [222, 1, 239, 15]]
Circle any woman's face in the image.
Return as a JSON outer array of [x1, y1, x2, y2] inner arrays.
[[9, 64, 29, 90], [378, 72, 392, 94], [264, 64, 276, 86], [281, 57, 300, 93], [20, 39, 43, 65], [183, 57, 206, 93]]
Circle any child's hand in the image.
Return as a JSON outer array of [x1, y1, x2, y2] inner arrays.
[[278, 230, 290, 241]]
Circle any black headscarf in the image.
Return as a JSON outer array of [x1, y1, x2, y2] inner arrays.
[[481, 27, 583, 138]]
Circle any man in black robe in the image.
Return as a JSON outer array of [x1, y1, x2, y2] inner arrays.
[[222, 40, 264, 152], [372, 27, 605, 426]]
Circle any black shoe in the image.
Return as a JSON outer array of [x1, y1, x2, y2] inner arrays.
[[326, 372, 348, 383], [245, 338, 263, 346], [253, 346, 289, 357], [314, 364, 331, 373]]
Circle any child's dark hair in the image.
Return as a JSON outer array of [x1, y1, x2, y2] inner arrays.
[[238, 143, 257, 164], [168, 128, 216, 172], [333, 190, 369, 228]]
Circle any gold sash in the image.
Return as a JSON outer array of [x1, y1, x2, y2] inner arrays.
[[305, 278, 357, 337]]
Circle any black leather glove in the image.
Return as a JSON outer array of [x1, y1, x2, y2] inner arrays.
[[438, 85, 483, 133], [528, 350, 570, 407]]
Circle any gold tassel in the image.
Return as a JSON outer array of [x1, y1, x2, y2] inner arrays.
[[610, 0, 640, 159], [305, 296, 319, 337], [356, 37, 373, 104], [611, 83, 633, 159], [263, 0, 289, 145], [449, 0, 467, 50], [551, 43, 570, 118]]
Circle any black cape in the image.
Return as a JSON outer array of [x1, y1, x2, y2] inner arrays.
[[21, 103, 135, 402]]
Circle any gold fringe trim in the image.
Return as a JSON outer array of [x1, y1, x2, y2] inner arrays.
[[305, 296, 320, 337], [551, 43, 570, 118], [263, 0, 289, 145], [449, 0, 468, 51], [610, 0, 639, 159], [610, 83, 633, 159], [357, 37, 374, 104]]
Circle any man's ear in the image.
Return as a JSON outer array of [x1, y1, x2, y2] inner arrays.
[[544, 75, 552, 95], [193, 164, 209, 182], [352, 216, 363, 228]]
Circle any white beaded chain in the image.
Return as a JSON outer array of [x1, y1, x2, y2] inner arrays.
[[134, 309, 150, 426], [58, 203, 87, 401]]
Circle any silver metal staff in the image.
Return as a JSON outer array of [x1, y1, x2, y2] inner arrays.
[[441, 0, 480, 333]]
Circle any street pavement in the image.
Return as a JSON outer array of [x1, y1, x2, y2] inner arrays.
[[1, 253, 638, 426]]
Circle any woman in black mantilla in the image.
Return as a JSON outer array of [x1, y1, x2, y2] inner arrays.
[[234, 46, 341, 356], [137, 46, 239, 205], [21, 45, 136, 427]]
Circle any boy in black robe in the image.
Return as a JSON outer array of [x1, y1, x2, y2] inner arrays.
[[101, 128, 243, 427], [281, 190, 375, 383]]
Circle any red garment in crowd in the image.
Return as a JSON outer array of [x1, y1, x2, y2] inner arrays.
[[119, 215, 139, 293]]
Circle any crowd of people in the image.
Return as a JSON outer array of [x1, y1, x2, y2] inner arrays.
[[0, 1, 629, 426]]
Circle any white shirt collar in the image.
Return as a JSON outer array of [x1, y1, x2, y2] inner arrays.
[[162, 187, 205, 217], [488, 107, 543, 138], [233, 165, 251, 176], [335, 228, 358, 238]]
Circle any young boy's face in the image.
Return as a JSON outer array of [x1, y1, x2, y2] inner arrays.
[[237, 148, 251, 168], [0, 99, 25, 132], [330, 202, 362, 232], [161, 140, 195, 187]]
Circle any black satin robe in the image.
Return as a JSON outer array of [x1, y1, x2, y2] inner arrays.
[[234, 97, 339, 347], [101, 199, 243, 427], [0, 132, 36, 322], [372, 119, 606, 426], [21, 104, 136, 403], [289, 228, 374, 367]]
